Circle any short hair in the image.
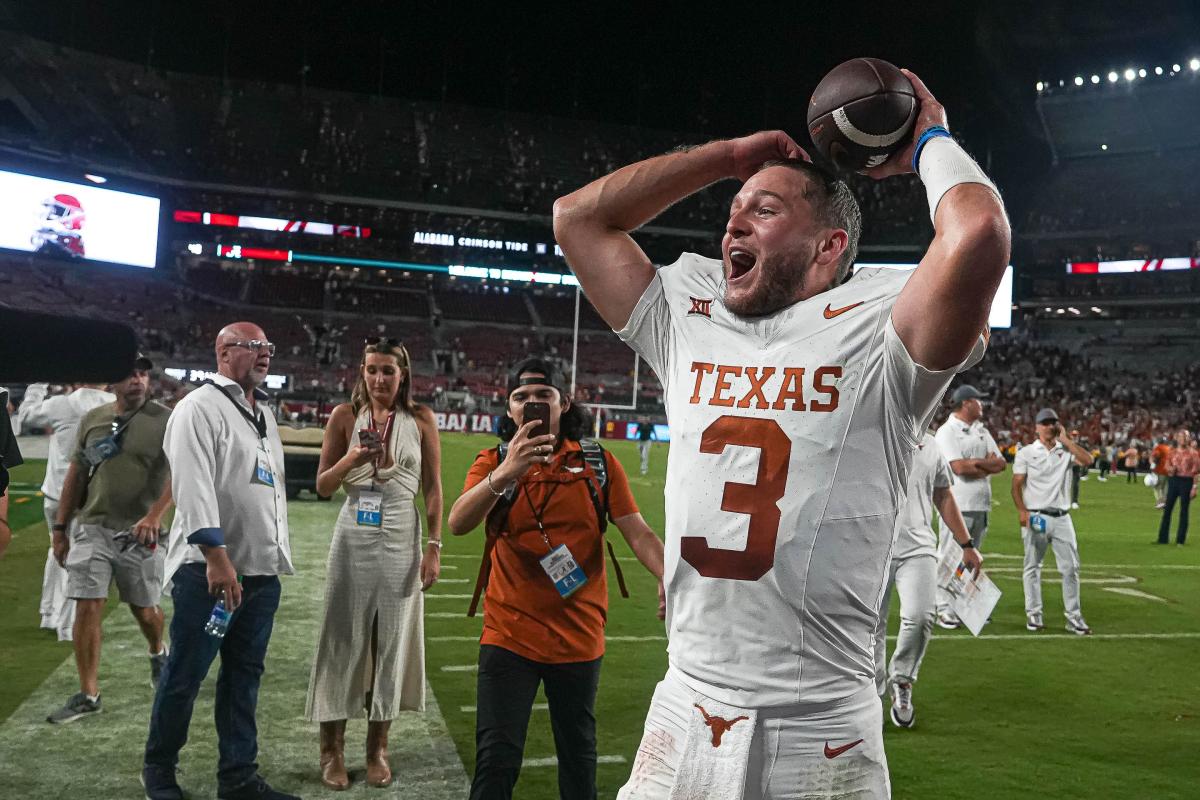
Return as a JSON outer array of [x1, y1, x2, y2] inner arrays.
[[758, 159, 862, 284]]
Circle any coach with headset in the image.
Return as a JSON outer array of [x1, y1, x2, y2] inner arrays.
[[448, 357, 665, 800]]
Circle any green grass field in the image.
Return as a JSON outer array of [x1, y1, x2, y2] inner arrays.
[[2, 435, 1198, 798]]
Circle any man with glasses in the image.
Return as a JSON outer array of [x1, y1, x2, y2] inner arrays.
[[143, 322, 298, 800], [45, 356, 173, 724], [933, 383, 1005, 628], [1011, 408, 1095, 635]]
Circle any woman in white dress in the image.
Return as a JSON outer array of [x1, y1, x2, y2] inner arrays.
[[306, 338, 443, 790]]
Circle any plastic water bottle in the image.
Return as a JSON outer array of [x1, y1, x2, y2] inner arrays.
[[204, 599, 232, 638]]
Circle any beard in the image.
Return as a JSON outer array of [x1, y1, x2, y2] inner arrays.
[[722, 246, 815, 318]]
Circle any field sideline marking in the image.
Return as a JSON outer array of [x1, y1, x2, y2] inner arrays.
[[1103, 587, 1169, 603], [429, 635, 664, 643], [426, 594, 474, 600], [427, 612, 476, 618], [461, 703, 548, 713], [429, 632, 1200, 647], [524, 755, 626, 768]]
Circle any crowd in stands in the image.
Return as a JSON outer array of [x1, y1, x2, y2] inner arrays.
[[950, 330, 1200, 451]]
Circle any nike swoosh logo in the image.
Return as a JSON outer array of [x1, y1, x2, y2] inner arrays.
[[823, 301, 864, 320], [823, 739, 864, 759]]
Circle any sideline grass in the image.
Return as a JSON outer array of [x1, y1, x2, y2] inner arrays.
[[2, 436, 1199, 798]]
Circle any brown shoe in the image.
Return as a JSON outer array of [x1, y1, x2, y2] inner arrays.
[[319, 720, 350, 791], [365, 720, 393, 788]]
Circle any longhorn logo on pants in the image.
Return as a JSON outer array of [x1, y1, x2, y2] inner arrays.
[[694, 704, 749, 748]]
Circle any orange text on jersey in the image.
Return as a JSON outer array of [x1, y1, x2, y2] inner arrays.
[[687, 362, 841, 412]]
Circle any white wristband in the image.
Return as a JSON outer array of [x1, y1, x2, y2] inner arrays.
[[918, 136, 999, 225]]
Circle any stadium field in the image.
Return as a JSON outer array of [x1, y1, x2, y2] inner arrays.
[[1, 434, 1198, 799]]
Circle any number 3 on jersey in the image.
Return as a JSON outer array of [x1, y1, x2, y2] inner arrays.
[[681, 415, 791, 581]]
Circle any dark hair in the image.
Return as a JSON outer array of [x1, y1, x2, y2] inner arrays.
[[758, 159, 862, 284], [350, 340, 419, 416], [497, 357, 593, 442]]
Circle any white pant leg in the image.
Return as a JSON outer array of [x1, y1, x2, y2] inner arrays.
[[639, 442, 651, 472], [1022, 525, 1051, 616], [761, 685, 890, 800], [889, 555, 937, 685], [39, 498, 74, 641], [1048, 515, 1083, 620], [873, 560, 899, 696], [618, 669, 701, 799]]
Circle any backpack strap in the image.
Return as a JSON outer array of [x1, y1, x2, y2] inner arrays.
[[578, 439, 629, 599], [468, 445, 518, 617]]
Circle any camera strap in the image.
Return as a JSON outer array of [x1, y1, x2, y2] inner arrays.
[[202, 380, 267, 439]]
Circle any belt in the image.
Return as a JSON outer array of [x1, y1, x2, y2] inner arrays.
[[1030, 508, 1069, 518]]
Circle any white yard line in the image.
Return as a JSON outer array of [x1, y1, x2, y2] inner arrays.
[[425, 594, 474, 599], [461, 703, 548, 713], [1103, 587, 1169, 603], [427, 612, 478, 618], [523, 755, 626, 768], [932, 631, 1200, 641], [441, 664, 479, 672]]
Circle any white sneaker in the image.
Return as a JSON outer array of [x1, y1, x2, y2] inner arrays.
[[1066, 615, 1092, 636], [1098, 476, 1107, 482], [936, 612, 962, 630], [889, 682, 915, 728], [1026, 613, 1044, 631]]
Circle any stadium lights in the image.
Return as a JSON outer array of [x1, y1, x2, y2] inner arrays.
[[1173, 64, 1182, 72], [1090, 307, 1102, 313], [83, 173, 107, 184], [1108, 71, 1119, 83], [1101, 144, 1108, 150], [1074, 76, 1084, 86], [1044, 307, 1052, 312], [1091, 74, 1100, 84], [1056, 308, 1066, 314], [1068, 307, 1081, 315], [1124, 68, 1136, 81], [1138, 68, 1147, 78], [1155, 66, 1164, 75], [1191, 58, 1200, 71], [1036, 81, 1044, 92]]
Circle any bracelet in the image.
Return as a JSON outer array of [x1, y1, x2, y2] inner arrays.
[[427, 539, 443, 550], [52, 522, 67, 532], [486, 470, 509, 497], [911, 125, 952, 172]]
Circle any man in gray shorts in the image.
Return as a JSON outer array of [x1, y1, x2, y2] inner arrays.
[[47, 356, 173, 724]]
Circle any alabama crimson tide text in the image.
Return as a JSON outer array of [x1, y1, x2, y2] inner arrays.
[[687, 362, 842, 412]]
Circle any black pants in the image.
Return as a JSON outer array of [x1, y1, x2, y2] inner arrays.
[[1158, 476, 1194, 544], [1126, 467, 1137, 483], [469, 644, 602, 800]]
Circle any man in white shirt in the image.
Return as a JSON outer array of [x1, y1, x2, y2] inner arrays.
[[142, 322, 298, 800], [554, 69, 1008, 799], [873, 431, 980, 729], [1011, 408, 1095, 636], [933, 384, 1005, 628], [16, 382, 115, 640]]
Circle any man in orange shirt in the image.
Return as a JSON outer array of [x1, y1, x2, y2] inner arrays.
[[1158, 429, 1199, 546], [1150, 436, 1173, 509], [448, 358, 665, 800]]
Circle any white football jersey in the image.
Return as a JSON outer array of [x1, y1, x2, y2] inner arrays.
[[617, 253, 982, 707], [892, 432, 955, 561]]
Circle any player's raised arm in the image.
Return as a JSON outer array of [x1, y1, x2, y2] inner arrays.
[[866, 70, 1011, 371], [553, 132, 806, 330]]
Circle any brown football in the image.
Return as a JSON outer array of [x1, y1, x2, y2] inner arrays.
[[807, 58, 917, 172]]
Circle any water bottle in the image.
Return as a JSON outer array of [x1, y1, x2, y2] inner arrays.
[[204, 598, 232, 638]]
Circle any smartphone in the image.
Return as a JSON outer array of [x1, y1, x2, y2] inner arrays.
[[358, 428, 382, 449], [523, 401, 552, 436]]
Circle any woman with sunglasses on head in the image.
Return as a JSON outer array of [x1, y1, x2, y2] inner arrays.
[[305, 338, 444, 790]]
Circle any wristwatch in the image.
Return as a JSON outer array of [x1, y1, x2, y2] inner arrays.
[[427, 539, 443, 550], [959, 540, 975, 549], [52, 523, 68, 533]]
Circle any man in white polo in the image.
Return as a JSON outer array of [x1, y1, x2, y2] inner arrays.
[[934, 384, 1005, 628], [1012, 407, 1095, 635]]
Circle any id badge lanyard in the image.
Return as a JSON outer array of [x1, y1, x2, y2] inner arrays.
[[523, 479, 589, 598], [357, 412, 393, 528]]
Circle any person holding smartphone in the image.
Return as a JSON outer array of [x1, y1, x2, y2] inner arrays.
[[305, 338, 444, 790], [1011, 408, 1095, 636], [448, 358, 665, 800]]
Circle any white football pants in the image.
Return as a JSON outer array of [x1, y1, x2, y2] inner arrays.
[[619, 667, 890, 799], [873, 554, 936, 694]]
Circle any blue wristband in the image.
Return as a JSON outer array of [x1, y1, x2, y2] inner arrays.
[[912, 126, 953, 172]]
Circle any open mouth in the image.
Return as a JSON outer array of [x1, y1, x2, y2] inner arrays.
[[728, 248, 757, 283]]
